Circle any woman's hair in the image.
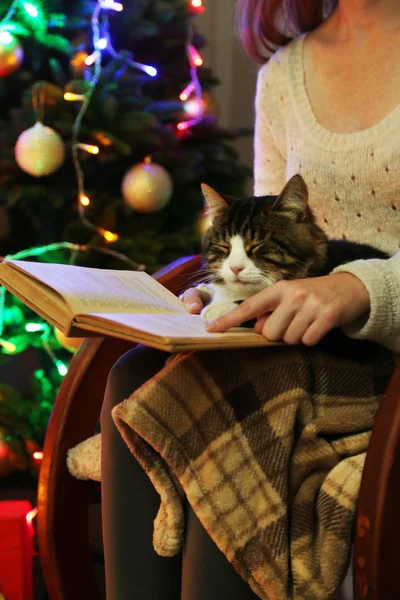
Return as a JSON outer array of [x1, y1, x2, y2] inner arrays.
[[236, 0, 338, 62]]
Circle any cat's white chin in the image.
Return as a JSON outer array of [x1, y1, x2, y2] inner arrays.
[[225, 279, 267, 295]]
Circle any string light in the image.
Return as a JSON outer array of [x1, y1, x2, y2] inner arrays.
[[189, 0, 205, 14], [187, 44, 203, 67], [26, 507, 38, 524], [180, 81, 196, 101], [25, 323, 47, 332], [0, 338, 16, 353], [99, 0, 123, 11], [96, 36, 108, 50], [84, 50, 99, 66], [77, 143, 99, 154], [0, 31, 13, 45], [0, 0, 19, 26], [70, 0, 158, 245], [102, 229, 119, 243], [183, 97, 203, 118], [177, 15, 205, 132], [23, 2, 38, 18], [55, 360, 68, 376], [80, 195, 91, 206], [64, 92, 86, 101]]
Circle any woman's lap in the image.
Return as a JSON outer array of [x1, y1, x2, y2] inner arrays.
[[101, 345, 260, 600]]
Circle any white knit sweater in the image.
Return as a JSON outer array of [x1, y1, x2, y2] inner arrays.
[[254, 35, 400, 354]]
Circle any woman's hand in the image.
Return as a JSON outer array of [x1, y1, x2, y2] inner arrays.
[[205, 273, 371, 346], [180, 287, 204, 314]]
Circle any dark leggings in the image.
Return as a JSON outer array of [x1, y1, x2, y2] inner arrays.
[[100, 345, 259, 600]]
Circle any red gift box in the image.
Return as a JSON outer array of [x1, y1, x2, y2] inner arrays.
[[0, 501, 34, 600]]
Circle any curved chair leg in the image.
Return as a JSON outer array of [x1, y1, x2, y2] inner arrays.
[[353, 363, 400, 600], [37, 337, 134, 600]]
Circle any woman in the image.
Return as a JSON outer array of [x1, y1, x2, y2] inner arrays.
[[101, 1, 400, 599]]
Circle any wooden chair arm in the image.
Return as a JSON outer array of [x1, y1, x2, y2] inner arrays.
[[354, 361, 400, 600], [37, 254, 202, 600]]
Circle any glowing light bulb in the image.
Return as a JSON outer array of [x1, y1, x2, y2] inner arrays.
[[0, 338, 16, 353], [103, 230, 119, 243], [25, 323, 47, 332], [24, 2, 39, 17], [26, 507, 38, 524], [0, 32, 14, 46], [33, 451, 43, 460], [64, 92, 86, 101], [142, 65, 157, 77], [78, 143, 99, 154], [180, 81, 195, 101], [189, 0, 205, 13], [100, 0, 123, 10], [183, 98, 203, 117], [56, 360, 68, 376], [187, 45, 203, 68], [96, 37, 108, 50], [177, 121, 190, 131], [85, 51, 100, 66], [80, 195, 91, 206]]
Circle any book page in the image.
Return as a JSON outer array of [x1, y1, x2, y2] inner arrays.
[[9, 260, 185, 315], [82, 311, 264, 341]]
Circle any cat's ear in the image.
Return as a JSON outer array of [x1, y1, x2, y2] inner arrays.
[[201, 184, 229, 221], [272, 175, 308, 218]]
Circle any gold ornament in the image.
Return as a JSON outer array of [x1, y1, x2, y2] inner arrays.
[[0, 32, 23, 77], [54, 328, 85, 352], [196, 207, 212, 237], [121, 157, 173, 213], [15, 122, 65, 177]]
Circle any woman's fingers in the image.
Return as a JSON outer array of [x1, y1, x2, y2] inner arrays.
[[180, 288, 204, 313], [206, 285, 282, 332], [254, 314, 270, 334]]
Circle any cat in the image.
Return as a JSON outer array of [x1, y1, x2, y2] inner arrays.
[[199, 175, 388, 331]]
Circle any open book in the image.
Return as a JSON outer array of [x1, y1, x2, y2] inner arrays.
[[0, 260, 280, 352]]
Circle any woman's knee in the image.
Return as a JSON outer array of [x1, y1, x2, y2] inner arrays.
[[100, 345, 169, 426]]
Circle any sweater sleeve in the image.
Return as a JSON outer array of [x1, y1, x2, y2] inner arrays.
[[331, 252, 400, 353], [253, 61, 287, 196]]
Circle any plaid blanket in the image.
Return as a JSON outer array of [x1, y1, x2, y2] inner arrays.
[[112, 342, 395, 600]]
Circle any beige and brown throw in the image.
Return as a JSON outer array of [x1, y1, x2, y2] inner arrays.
[[112, 344, 394, 600]]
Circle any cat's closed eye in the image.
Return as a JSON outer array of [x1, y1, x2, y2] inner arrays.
[[247, 242, 265, 254], [211, 244, 230, 255]]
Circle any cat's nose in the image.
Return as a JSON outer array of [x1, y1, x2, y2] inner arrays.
[[230, 266, 245, 276]]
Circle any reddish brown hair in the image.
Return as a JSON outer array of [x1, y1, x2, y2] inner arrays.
[[236, 0, 338, 62]]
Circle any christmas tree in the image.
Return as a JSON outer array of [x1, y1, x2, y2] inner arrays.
[[0, 0, 252, 478]]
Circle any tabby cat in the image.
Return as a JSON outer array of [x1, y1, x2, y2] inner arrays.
[[200, 174, 388, 326]]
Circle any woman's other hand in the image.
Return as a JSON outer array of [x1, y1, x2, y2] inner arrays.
[[180, 287, 204, 314], [205, 273, 371, 346]]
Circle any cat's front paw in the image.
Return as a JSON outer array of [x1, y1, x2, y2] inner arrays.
[[201, 301, 238, 324]]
